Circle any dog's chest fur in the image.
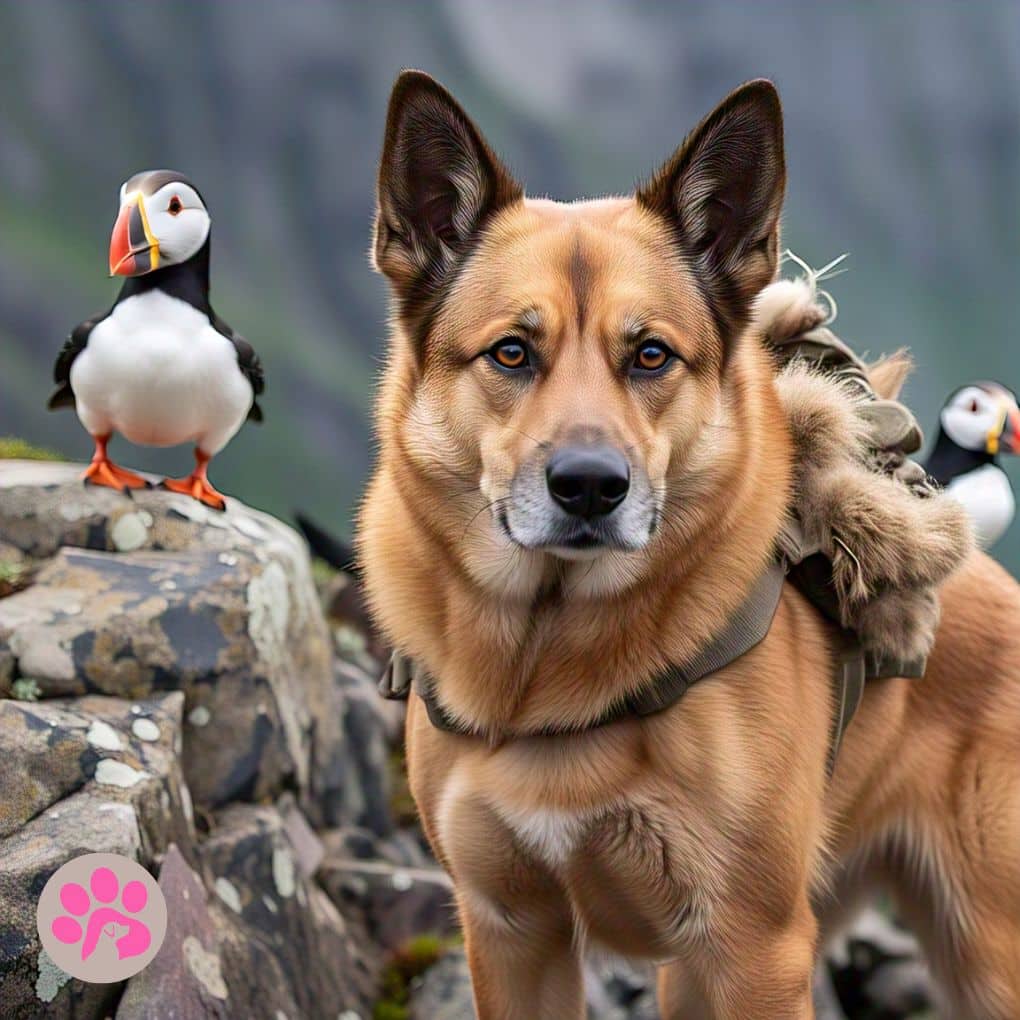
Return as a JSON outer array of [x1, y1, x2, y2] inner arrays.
[[499, 805, 596, 867], [447, 781, 702, 957]]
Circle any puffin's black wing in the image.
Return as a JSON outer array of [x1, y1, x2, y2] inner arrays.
[[47, 314, 107, 411], [212, 313, 264, 423]]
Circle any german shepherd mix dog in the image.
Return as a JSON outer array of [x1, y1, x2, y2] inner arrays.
[[358, 71, 1020, 1019]]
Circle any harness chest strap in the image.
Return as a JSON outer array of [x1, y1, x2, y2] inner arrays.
[[378, 553, 918, 771]]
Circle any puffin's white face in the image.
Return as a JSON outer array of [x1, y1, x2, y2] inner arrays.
[[941, 384, 1020, 455], [109, 171, 211, 276]]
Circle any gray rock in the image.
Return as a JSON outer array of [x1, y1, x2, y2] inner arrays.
[[0, 699, 98, 839], [0, 646, 13, 697], [200, 802, 378, 1018], [321, 655, 397, 833], [0, 693, 192, 1018], [116, 845, 233, 1020], [118, 841, 337, 1020], [321, 825, 431, 868], [410, 951, 476, 1020], [319, 857, 457, 953], [813, 965, 848, 1020], [0, 465, 344, 826], [583, 956, 658, 1020]]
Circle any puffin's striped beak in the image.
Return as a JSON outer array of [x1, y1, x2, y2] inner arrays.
[[109, 193, 160, 276], [1005, 407, 1020, 455]]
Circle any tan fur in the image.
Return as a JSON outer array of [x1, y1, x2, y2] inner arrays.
[[359, 73, 1020, 1019], [868, 351, 914, 401]]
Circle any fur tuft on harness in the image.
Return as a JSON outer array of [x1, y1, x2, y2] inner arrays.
[[755, 258, 973, 669]]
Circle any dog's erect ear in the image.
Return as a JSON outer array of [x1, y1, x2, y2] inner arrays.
[[373, 70, 523, 299], [638, 80, 786, 340]]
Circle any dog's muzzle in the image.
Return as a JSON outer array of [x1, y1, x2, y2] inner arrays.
[[545, 445, 630, 519], [501, 442, 655, 556]]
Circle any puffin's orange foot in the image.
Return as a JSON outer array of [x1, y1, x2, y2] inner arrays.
[[161, 474, 227, 511], [82, 459, 149, 492]]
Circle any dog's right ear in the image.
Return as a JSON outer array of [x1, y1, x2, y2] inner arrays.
[[373, 70, 523, 300]]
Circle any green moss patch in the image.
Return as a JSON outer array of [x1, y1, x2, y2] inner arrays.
[[0, 436, 63, 461], [0, 559, 30, 599], [373, 933, 461, 1020]]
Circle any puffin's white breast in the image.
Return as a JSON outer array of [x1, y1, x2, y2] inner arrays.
[[946, 464, 1015, 549], [70, 291, 253, 453]]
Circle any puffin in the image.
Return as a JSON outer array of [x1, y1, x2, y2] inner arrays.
[[48, 169, 264, 510], [923, 382, 1019, 548]]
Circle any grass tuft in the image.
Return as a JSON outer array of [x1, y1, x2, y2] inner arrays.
[[0, 436, 63, 461]]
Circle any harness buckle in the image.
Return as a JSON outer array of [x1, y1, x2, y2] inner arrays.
[[379, 651, 413, 701]]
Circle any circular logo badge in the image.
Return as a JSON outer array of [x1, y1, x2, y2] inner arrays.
[[37, 853, 167, 983]]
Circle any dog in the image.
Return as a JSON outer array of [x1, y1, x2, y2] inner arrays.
[[357, 70, 1020, 1019]]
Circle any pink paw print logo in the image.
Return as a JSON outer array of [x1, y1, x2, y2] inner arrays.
[[37, 853, 167, 983]]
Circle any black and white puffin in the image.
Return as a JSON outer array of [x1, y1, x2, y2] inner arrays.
[[48, 169, 264, 510], [923, 382, 1019, 548]]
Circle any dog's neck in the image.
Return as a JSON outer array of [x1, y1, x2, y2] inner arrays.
[[362, 345, 793, 738]]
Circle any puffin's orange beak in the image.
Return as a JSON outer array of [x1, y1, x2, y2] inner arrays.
[[1005, 407, 1020, 455], [109, 193, 159, 276]]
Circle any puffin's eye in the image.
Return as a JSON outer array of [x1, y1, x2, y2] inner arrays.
[[168, 196, 183, 216], [631, 341, 674, 374], [487, 338, 531, 372], [968, 399, 980, 413]]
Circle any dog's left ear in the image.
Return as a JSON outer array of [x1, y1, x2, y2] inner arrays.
[[638, 80, 786, 339]]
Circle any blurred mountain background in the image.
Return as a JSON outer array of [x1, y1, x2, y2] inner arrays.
[[1, 0, 1017, 573]]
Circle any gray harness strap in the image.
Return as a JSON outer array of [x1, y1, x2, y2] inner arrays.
[[379, 554, 874, 773], [623, 559, 785, 718], [379, 559, 785, 736]]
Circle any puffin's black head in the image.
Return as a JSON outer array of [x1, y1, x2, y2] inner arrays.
[[940, 382, 1020, 458], [109, 170, 210, 277]]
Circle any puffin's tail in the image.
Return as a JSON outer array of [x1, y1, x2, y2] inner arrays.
[[294, 512, 359, 577]]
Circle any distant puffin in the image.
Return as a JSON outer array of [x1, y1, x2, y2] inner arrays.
[[923, 382, 1019, 548], [48, 170, 264, 510]]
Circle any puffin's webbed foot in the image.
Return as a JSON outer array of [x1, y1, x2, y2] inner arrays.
[[160, 448, 226, 511], [82, 435, 149, 492]]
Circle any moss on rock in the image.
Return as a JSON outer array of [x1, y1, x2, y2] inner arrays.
[[0, 437, 63, 461]]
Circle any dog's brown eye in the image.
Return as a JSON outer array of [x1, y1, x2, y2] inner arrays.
[[488, 339, 530, 371], [633, 343, 671, 373]]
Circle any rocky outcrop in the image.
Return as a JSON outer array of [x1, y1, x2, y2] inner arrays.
[[0, 462, 411, 1019], [0, 461, 351, 825]]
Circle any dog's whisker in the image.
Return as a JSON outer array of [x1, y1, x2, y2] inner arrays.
[[460, 496, 509, 542]]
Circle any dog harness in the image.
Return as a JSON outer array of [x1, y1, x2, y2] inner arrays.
[[379, 326, 933, 773], [380, 529, 921, 774]]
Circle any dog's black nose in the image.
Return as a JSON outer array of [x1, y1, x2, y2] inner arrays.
[[546, 446, 630, 518]]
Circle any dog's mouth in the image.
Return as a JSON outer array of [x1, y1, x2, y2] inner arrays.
[[498, 507, 643, 559]]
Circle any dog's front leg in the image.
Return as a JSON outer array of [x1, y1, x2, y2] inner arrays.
[[441, 797, 584, 1020], [459, 884, 583, 1020], [658, 896, 817, 1020]]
